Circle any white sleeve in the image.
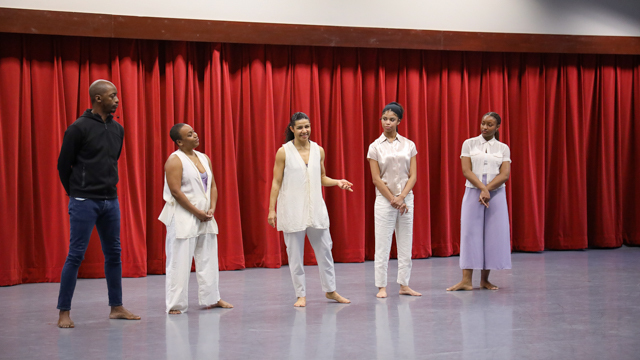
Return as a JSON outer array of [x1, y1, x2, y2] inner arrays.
[[503, 144, 512, 163], [460, 139, 471, 158], [367, 143, 378, 161]]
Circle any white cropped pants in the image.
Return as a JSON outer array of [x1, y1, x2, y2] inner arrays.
[[283, 227, 337, 298], [374, 193, 414, 288], [165, 219, 220, 313]]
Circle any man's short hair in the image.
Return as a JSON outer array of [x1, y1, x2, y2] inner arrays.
[[89, 79, 115, 104]]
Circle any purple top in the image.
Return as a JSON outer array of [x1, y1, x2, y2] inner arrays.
[[200, 171, 208, 190]]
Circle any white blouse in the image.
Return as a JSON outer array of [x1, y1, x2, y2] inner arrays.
[[460, 135, 511, 189], [367, 133, 417, 197]]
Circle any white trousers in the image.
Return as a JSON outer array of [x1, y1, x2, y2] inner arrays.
[[165, 219, 220, 313], [283, 227, 337, 298], [374, 193, 414, 288]]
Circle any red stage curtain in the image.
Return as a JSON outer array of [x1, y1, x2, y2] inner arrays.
[[1, 33, 638, 286]]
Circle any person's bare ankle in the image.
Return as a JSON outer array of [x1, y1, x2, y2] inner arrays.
[[109, 306, 141, 320], [293, 297, 306, 307], [58, 310, 74, 328], [376, 287, 388, 298], [399, 285, 422, 296]]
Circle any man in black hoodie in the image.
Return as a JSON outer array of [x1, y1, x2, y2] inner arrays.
[[56, 80, 140, 328]]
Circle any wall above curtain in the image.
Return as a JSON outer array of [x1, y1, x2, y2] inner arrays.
[[3, 0, 640, 37], [0, 33, 638, 286], [1, 8, 640, 55]]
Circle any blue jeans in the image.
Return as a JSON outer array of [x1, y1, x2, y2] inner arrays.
[[57, 198, 123, 311]]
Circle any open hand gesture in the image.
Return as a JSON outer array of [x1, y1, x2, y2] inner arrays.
[[336, 179, 354, 192]]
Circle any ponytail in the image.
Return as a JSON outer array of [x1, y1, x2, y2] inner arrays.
[[284, 112, 310, 143]]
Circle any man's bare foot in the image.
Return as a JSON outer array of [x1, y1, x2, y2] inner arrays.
[[58, 310, 74, 328], [399, 285, 422, 296], [480, 281, 499, 290], [326, 291, 351, 304], [446, 281, 473, 291], [205, 299, 234, 309], [376, 287, 388, 298], [109, 306, 141, 320], [168, 309, 182, 314], [294, 297, 306, 307]]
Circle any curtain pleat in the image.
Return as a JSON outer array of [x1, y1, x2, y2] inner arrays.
[[1, 33, 639, 286]]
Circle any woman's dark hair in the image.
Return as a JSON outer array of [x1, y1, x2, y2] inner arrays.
[[483, 112, 502, 140], [381, 102, 404, 120], [284, 112, 310, 143], [170, 123, 187, 145]]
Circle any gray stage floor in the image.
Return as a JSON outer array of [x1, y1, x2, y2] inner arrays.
[[1, 247, 640, 360]]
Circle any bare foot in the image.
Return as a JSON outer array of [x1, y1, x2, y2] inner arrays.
[[326, 291, 351, 304], [480, 281, 499, 290], [294, 297, 306, 307], [168, 309, 182, 315], [205, 299, 234, 309], [58, 310, 74, 328], [109, 306, 141, 320], [376, 287, 388, 298], [399, 285, 422, 296], [446, 281, 473, 291]]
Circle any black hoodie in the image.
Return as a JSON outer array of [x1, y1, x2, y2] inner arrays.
[[57, 109, 124, 199]]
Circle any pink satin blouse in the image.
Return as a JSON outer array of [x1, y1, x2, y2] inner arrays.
[[367, 133, 417, 197]]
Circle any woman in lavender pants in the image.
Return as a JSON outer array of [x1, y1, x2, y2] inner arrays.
[[447, 112, 512, 291]]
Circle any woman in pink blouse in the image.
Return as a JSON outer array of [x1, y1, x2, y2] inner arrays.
[[367, 102, 421, 298]]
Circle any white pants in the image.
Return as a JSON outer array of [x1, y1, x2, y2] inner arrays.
[[374, 193, 414, 288], [165, 219, 220, 313], [283, 227, 337, 298]]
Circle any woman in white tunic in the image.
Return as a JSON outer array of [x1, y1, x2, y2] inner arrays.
[[159, 123, 233, 313], [367, 102, 421, 298], [267, 112, 353, 307]]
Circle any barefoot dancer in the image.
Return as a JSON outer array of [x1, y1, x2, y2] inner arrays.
[[367, 102, 421, 298], [267, 112, 352, 307], [56, 80, 140, 328], [447, 112, 511, 291], [159, 124, 233, 314]]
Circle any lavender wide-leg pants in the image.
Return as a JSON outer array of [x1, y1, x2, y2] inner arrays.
[[460, 175, 511, 270]]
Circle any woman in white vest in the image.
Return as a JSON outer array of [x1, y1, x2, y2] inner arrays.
[[367, 102, 421, 298], [158, 123, 233, 313], [267, 112, 352, 307]]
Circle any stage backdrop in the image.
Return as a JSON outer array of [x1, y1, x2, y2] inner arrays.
[[1, 33, 639, 286]]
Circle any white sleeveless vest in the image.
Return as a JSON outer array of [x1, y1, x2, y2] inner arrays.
[[158, 149, 218, 238], [277, 141, 330, 232]]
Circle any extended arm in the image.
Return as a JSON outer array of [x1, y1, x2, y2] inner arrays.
[[320, 147, 353, 191]]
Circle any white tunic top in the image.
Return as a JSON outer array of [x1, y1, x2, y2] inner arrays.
[[460, 135, 511, 189], [277, 141, 330, 233], [367, 133, 417, 196], [158, 149, 218, 238]]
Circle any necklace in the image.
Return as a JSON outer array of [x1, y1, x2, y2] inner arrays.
[[181, 150, 204, 171]]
